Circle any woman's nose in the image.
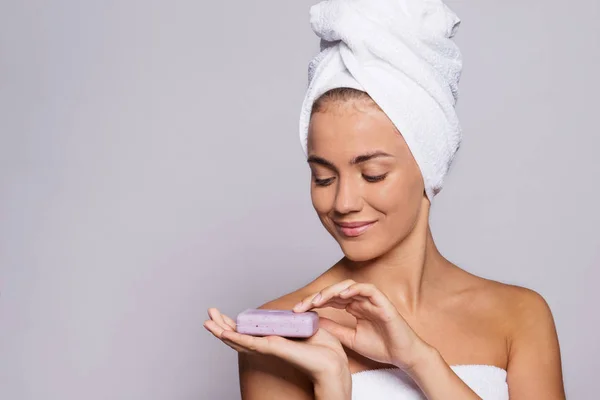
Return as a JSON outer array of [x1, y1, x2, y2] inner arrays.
[[333, 176, 363, 214]]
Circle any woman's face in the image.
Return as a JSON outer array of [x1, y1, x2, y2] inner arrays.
[[307, 99, 426, 262]]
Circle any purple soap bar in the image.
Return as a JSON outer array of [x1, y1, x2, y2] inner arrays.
[[236, 309, 319, 338]]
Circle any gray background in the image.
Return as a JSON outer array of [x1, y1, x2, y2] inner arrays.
[[0, 0, 598, 399]]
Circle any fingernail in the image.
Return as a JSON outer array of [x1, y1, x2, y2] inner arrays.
[[293, 302, 303, 311], [311, 293, 322, 304], [340, 288, 350, 295]]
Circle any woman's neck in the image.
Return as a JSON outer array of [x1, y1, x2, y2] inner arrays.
[[335, 199, 447, 316]]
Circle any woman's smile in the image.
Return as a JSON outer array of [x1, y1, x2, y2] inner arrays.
[[333, 220, 377, 237]]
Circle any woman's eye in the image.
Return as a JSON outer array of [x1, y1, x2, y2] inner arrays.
[[314, 177, 335, 186], [363, 173, 388, 183]]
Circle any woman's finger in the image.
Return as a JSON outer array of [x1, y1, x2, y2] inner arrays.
[[207, 316, 300, 360], [215, 326, 348, 379], [339, 285, 400, 323], [221, 338, 248, 353], [318, 316, 356, 350], [204, 320, 249, 353], [221, 330, 284, 356], [312, 281, 384, 310], [208, 308, 234, 332], [344, 297, 376, 317], [221, 313, 237, 330], [339, 283, 390, 308], [204, 319, 227, 338], [294, 279, 356, 312], [313, 297, 354, 310], [221, 330, 318, 366]]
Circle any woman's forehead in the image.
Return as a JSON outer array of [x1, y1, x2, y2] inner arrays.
[[307, 107, 407, 155]]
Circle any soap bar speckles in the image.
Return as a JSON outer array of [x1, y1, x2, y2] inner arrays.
[[235, 309, 319, 338]]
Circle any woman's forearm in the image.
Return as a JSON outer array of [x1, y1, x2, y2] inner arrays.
[[404, 345, 482, 400]]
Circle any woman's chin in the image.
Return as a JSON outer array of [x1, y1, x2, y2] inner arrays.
[[338, 241, 386, 262]]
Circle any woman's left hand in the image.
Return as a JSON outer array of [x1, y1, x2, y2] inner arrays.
[[203, 308, 351, 387], [293, 279, 434, 372]]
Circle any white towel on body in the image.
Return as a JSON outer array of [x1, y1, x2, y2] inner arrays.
[[351, 365, 509, 399]]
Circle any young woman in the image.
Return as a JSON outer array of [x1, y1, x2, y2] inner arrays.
[[204, 1, 566, 399]]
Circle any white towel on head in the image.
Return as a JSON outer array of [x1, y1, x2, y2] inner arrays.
[[298, 0, 463, 202]]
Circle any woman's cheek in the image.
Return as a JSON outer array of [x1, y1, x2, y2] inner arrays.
[[367, 179, 404, 212], [311, 189, 332, 215]]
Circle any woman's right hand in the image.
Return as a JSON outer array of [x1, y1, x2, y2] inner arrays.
[[204, 308, 351, 398]]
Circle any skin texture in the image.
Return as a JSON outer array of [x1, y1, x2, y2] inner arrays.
[[205, 97, 566, 399]]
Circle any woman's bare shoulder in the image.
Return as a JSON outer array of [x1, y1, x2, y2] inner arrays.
[[482, 280, 557, 344], [446, 265, 545, 308], [463, 273, 553, 319], [456, 271, 557, 346], [443, 267, 554, 337], [468, 276, 564, 395]]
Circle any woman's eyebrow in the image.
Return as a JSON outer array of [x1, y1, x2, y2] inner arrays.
[[307, 151, 394, 168], [307, 155, 335, 169], [350, 151, 394, 165]]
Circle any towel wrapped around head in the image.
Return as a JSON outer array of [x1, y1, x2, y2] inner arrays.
[[298, 0, 463, 203]]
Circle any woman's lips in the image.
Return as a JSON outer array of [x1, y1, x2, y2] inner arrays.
[[334, 220, 377, 237]]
